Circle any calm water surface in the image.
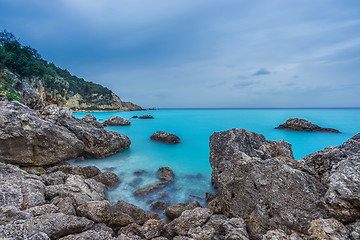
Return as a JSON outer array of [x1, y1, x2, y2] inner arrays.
[[73, 108, 360, 212]]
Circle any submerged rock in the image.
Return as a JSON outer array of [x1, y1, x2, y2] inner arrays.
[[158, 167, 175, 181], [93, 172, 120, 187], [134, 181, 170, 196], [275, 118, 340, 133], [209, 128, 329, 239], [103, 116, 130, 126], [151, 131, 181, 144]]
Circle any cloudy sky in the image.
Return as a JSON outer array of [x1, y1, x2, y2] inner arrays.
[[1, 0, 359, 108]]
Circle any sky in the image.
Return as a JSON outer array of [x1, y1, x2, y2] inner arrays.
[[1, 0, 360, 108]]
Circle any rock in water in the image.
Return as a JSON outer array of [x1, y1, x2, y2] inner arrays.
[[103, 116, 130, 126], [150, 131, 180, 144], [158, 167, 175, 181], [275, 118, 340, 133], [42, 104, 131, 158], [209, 128, 329, 239], [139, 115, 154, 119], [0, 101, 85, 166]]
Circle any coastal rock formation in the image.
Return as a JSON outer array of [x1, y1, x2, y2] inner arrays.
[[77, 200, 111, 223], [42, 104, 131, 158], [139, 115, 154, 119], [151, 131, 181, 144], [164, 201, 201, 220], [0, 101, 84, 166], [109, 200, 147, 229], [276, 118, 340, 133], [158, 167, 175, 181], [103, 116, 130, 126], [209, 128, 329, 239]]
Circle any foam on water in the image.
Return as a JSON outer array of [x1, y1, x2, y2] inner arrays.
[[72, 108, 360, 213]]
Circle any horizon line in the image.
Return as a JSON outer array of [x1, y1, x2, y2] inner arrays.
[[154, 107, 360, 110]]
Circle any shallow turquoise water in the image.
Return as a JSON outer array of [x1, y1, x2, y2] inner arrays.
[[73, 108, 360, 212]]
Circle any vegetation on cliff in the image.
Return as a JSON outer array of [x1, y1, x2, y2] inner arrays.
[[0, 30, 141, 111]]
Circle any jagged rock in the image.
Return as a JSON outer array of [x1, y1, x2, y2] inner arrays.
[[116, 233, 142, 240], [134, 181, 170, 196], [141, 219, 166, 239], [93, 172, 120, 187], [51, 196, 77, 215], [262, 229, 303, 240], [117, 223, 142, 237], [21, 166, 47, 175], [25, 204, 59, 216], [0, 101, 84, 166], [158, 167, 175, 181], [103, 116, 130, 126], [0, 213, 94, 239], [205, 192, 217, 202], [173, 237, 195, 240], [309, 218, 349, 240], [109, 200, 148, 229], [139, 115, 154, 119], [151, 201, 168, 210], [347, 219, 360, 240], [45, 175, 107, 205], [164, 201, 201, 220], [42, 104, 131, 158], [148, 211, 161, 220], [275, 118, 340, 133], [77, 200, 111, 223], [0, 206, 32, 225], [209, 128, 329, 239], [43, 171, 67, 185], [298, 134, 360, 222], [207, 196, 224, 214], [91, 223, 115, 236], [81, 166, 101, 178], [81, 114, 103, 128], [58, 229, 115, 240], [165, 207, 213, 237], [151, 131, 180, 144], [46, 164, 84, 176]]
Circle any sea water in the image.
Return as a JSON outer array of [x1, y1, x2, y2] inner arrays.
[[73, 108, 360, 213]]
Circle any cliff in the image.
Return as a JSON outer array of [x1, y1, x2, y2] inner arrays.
[[0, 30, 142, 111]]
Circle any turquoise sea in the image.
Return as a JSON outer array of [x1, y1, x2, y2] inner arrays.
[[73, 108, 360, 213]]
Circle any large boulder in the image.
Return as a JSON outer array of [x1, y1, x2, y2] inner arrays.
[[103, 116, 130, 126], [275, 118, 340, 133], [77, 200, 111, 223], [209, 128, 329, 239], [298, 133, 360, 222], [151, 131, 180, 144], [109, 200, 148, 229], [0, 213, 94, 239], [42, 104, 131, 158], [0, 101, 84, 166]]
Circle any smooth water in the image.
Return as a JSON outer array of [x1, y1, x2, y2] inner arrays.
[[73, 108, 360, 213]]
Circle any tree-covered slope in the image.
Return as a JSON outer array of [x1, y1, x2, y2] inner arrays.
[[0, 30, 142, 111]]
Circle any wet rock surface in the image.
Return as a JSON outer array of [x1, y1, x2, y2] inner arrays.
[[158, 167, 175, 181], [276, 118, 340, 133], [103, 116, 130, 126], [151, 131, 181, 144]]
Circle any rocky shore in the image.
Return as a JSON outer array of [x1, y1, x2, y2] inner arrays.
[[0, 101, 359, 239]]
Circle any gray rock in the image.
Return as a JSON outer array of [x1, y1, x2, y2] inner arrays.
[[93, 172, 120, 187], [347, 219, 360, 240], [151, 201, 168, 210], [82, 165, 101, 178], [109, 200, 148, 229], [81, 114, 103, 128], [275, 118, 340, 133], [51, 196, 77, 215], [0, 101, 84, 166], [209, 128, 329, 239], [164, 201, 201, 220], [141, 219, 166, 239], [0, 213, 94, 239], [103, 116, 130, 126], [262, 229, 303, 240], [309, 218, 349, 240], [25, 204, 59, 216], [151, 131, 180, 144], [58, 229, 115, 240], [0, 206, 31, 225], [77, 200, 111, 223], [134, 181, 170, 196], [42, 104, 131, 158], [139, 115, 154, 119], [158, 167, 175, 181]]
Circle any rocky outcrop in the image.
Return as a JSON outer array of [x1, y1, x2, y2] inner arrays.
[[0, 101, 84, 166], [209, 128, 329, 239], [151, 131, 181, 144], [103, 116, 130, 126], [42, 104, 131, 158], [276, 118, 340, 133], [139, 115, 154, 119]]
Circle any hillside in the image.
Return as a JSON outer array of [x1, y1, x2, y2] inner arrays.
[[0, 30, 142, 111]]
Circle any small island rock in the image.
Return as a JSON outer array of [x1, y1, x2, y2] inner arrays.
[[150, 131, 180, 144], [276, 118, 340, 133], [139, 115, 154, 119], [103, 116, 130, 126], [158, 167, 175, 181]]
